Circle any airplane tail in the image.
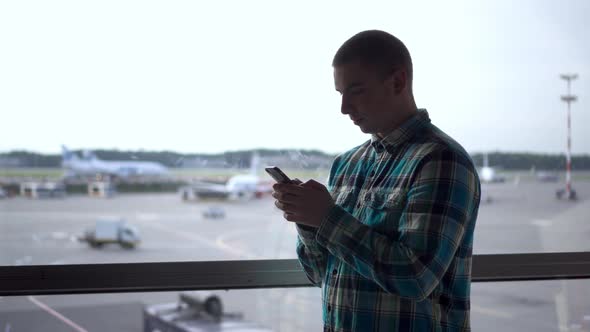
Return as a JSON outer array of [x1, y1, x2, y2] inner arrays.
[[483, 152, 489, 168], [61, 145, 79, 162], [250, 152, 260, 176]]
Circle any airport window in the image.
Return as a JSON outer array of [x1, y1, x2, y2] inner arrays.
[[1, 280, 590, 332], [1, 1, 589, 331], [1, 1, 588, 264], [470, 279, 590, 331], [0, 289, 322, 332]]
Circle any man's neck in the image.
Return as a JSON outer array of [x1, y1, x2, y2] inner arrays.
[[376, 105, 418, 138]]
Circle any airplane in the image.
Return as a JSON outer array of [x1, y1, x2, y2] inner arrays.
[[179, 153, 273, 201], [478, 152, 506, 183], [61, 145, 169, 179]]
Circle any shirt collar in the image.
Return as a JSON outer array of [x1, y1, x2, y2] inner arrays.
[[370, 108, 431, 153]]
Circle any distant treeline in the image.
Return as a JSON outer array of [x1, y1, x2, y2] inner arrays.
[[0, 149, 336, 169], [1, 150, 590, 170], [470, 152, 590, 170]]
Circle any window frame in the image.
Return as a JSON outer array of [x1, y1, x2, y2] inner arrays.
[[1, 252, 590, 296]]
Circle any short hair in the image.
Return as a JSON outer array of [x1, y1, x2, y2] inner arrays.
[[332, 30, 413, 86]]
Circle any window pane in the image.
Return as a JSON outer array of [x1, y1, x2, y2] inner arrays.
[[1, 279, 589, 331], [0, 194, 298, 264], [475, 180, 590, 254], [1, 0, 589, 266], [0, 289, 322, 332], [472, 279, 590, 331]]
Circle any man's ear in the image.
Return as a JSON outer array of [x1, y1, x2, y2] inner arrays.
[[390, 69, 407, 95]]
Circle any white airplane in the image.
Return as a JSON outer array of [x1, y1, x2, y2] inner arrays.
[[180, 153, 272, 200], [478, 153, 506, 183], [61, 145, 169, 179]]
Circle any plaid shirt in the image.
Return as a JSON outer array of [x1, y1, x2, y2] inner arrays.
[[296, 109, 480, 332]]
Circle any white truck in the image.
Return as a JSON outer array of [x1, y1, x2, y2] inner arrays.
[[81, 218, 140, 249]]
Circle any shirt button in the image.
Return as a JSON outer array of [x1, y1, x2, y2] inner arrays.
[[328, 305, 332, 312], [332, 269, 337, 275]]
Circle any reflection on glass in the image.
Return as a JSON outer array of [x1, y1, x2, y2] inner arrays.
[[472, 279, 590, 332], [1, 280, 589, 332], [0, 289, 323, 332]]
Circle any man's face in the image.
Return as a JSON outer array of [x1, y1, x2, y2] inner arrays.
[[334, 61, 403, 137]]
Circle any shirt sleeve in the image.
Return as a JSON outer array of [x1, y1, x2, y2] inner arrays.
[[314, 148, 480, 301], [295, 154, 343, 287], [296, 224, 329, 287]]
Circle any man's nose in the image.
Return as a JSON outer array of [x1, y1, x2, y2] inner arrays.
[[340, 96, 351, 114]]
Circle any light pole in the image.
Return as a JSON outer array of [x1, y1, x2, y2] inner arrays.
[[558, 73, 578, 200]]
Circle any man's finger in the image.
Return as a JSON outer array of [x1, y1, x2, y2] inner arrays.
[[273, 183, 308, 195], [283, 212, 305, 223], [274, 199, 288, 211], [275, 200, 310, 216], [272, 191, 300, 203], [274, 200, 299, 213]]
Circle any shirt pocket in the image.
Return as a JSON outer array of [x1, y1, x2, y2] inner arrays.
[[333, 189, 357, 214], [360, 188, 407, 234]]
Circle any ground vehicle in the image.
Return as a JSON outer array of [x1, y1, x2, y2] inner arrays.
[[536, 171, 559, 182], [556, 188, 578, 201], [143, 292, 273, 332], [20, 181, 66, 198], [202, 206, 226, 219], [80, 218, 140, 249]]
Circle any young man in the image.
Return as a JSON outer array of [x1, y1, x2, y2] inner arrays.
[[272, 30, 481, 331]]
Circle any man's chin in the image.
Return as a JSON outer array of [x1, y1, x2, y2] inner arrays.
[[358, 124, 373, 134]]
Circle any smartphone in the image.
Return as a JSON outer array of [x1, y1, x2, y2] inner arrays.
[[265, 166, 293, 184]]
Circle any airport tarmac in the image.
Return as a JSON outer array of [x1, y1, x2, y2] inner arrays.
[[1, 180, 589, 331]]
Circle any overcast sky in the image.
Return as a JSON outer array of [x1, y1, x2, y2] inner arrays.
[[1, 0, 588, 155]]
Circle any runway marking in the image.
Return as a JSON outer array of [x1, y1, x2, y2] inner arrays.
[[135, 213, 159, 221], [51, 231, 69, 240], [531, 219, 553, 227], [141, 220, 257, 259], [215, 230, 260, 260], [214, 223, 299, 259], [14, 256, 32, 265], [27, 296, 89, 332], [471, 304, 514, 319], [0, 211, 98, 219]]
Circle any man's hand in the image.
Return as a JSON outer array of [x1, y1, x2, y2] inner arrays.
[[272, 179, 335, 228]]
